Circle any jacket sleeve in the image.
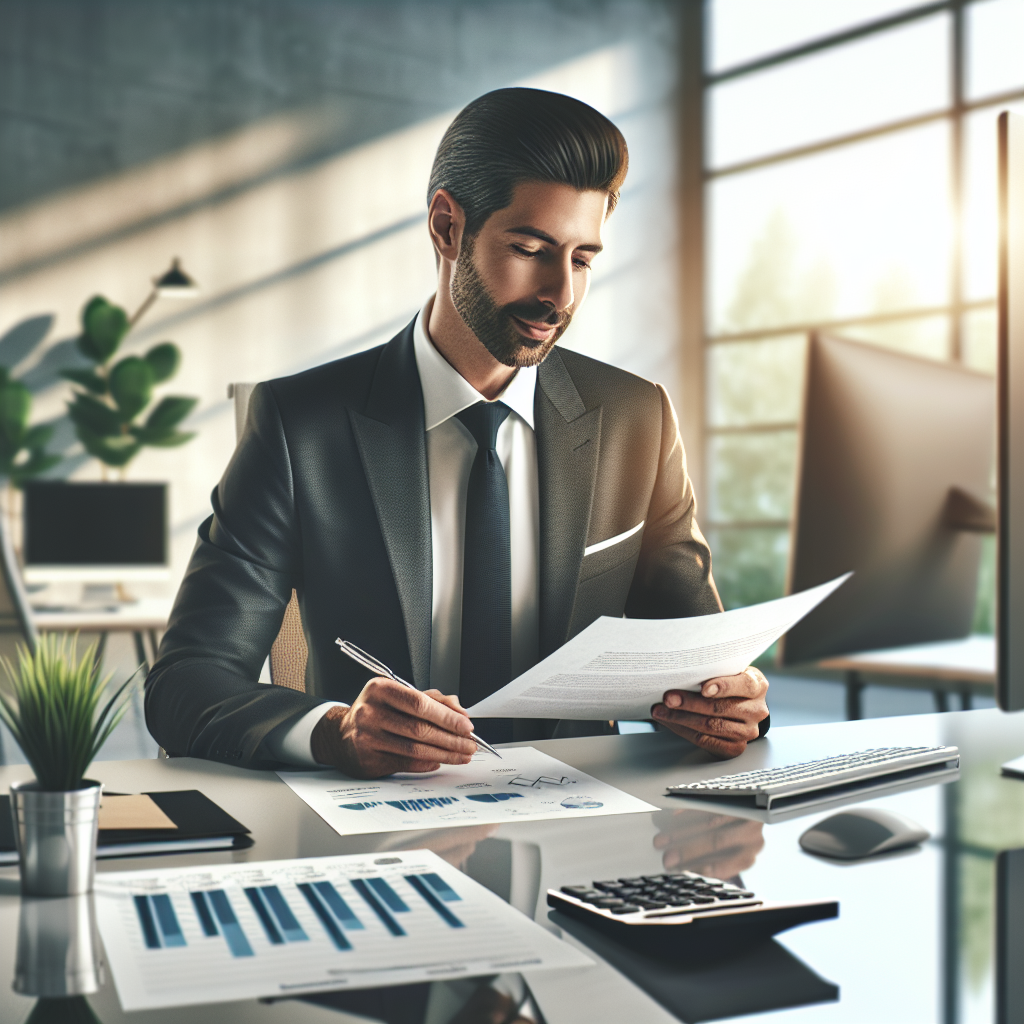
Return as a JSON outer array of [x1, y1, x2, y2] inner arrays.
[[145, 382, 323, 769], [624, 384, 724, 620]]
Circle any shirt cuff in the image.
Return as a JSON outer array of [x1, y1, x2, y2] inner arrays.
[[264, 701, 347, 768]]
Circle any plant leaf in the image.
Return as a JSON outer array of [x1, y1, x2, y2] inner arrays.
[[80, 297, 128, 364], [109, 356, 154, 420], [68, 394, 123, 437], [144, 396, 197, 433], [0, 380, 30, 450], [60, 368, 108, 395], [144, 342, 180, 383]]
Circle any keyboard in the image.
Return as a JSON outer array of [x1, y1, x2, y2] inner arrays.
[[547, 871, 837, 949], [667, 745, 961, 811]]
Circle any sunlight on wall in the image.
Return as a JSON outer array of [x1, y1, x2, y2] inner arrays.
[[0, 41, 669, 595]]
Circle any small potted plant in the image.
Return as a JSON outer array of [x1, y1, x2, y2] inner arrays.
[[0, 635, 139, 896]]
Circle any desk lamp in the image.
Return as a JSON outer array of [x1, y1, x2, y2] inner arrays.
[[128, 258, 200, 327]]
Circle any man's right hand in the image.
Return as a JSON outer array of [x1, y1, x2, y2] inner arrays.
[[310, 677, 477, 779]]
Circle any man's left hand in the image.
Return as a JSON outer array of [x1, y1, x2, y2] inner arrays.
[[651, 667, 769, 759]]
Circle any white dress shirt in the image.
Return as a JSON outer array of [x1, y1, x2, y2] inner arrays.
[[266, 296, 540, 766]]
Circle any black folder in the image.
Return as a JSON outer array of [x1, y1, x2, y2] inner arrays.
[[0, 789, 253, 863]]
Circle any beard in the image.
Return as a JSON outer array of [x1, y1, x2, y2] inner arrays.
[[450, 236, 573, 368]]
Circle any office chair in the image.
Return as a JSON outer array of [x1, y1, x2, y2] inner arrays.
[[228, 384, 308, 692]]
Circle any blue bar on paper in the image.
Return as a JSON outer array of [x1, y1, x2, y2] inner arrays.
[[207, 890, 255, 958], [151, 894, 186, 947], [384, 796, 459, 812], [245, 887, 283, 944], [261, 885, 308, 941], [297, 883, 351, 950], [406, 875, 464, 928], [134, 895, 161, 949], [312, 881, 364, 930], [366, 877, 410, 913], [351, 878, 405, 936], [190, 891, 218, 937], [420, 872, 461, 902]]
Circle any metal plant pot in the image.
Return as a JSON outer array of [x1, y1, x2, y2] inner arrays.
[[14, 893, 103, 997], [9, 781, 102, 897]]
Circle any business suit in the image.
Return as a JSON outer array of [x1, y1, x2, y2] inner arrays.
[[145, 320, 723, 769]]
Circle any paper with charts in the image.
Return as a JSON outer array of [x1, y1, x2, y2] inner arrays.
[[465, 574, 851, 720], [278, 746, 656, 836], [95, 848, 591, 1011]]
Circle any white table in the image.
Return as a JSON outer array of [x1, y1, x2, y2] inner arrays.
[[30, 597, 174, 669], [817, 634, 996, 719]]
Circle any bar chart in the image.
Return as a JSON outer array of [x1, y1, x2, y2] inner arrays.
[[96, 850, 590, 1011]]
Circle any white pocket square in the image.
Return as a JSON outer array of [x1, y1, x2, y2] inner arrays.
[[584, 520, 645, 557]]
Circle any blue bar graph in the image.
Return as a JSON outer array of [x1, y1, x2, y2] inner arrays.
[[367, 877, 410, 913], [312, 881, 364, 930], [261, 885, 309, 941], [406, 875, 464, 928], [384, 796, 459, 812], [207, 890, 255, 958], [245, 887, 284, 945], [466, 792, 523, 803], [190, 892, 218, 937], [351, 878, 405, 936], [134, 895, 160, 950], [151, 894, 186, 947], [420, 872, 462, 902], [297, 883, 351, 950]]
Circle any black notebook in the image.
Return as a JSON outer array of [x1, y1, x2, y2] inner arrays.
[[0, 789, 253, 863]]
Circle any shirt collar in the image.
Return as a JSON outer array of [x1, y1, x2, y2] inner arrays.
[[413, 295, 537, 431]]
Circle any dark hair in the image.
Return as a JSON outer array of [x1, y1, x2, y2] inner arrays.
[[428, 88, 629, 235]]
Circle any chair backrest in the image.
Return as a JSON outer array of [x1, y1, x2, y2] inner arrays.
[[0, 517, 36, 665], [229, 384, 308, 692]]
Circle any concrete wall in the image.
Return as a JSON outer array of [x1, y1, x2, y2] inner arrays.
[[0, 0, 685, 598]]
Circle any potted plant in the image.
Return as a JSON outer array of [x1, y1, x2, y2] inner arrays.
[[0, 635, 139, 896], [63, 295, 197, 472]]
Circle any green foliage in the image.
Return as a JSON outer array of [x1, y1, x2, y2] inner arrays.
[[64, 296, 197, 469], [0, 368, 60, 488], [0, 635, 142, 792]]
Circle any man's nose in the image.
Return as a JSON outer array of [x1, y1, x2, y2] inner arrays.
[[536, 253, 575, 313]]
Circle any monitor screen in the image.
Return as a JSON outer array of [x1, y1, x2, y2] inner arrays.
[[23, 482, 167, 578]]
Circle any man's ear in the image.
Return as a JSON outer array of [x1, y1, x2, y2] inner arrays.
[[428, 188, 466, 263]]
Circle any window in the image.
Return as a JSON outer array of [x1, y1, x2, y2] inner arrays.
[[703, 0, 1024, 617]]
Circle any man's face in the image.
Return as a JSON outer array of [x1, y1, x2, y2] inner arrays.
[[450, 181, 607, 368]]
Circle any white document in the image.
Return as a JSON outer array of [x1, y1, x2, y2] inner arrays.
[[95, 848, 591, 1011], [466, 574, 851, 720], [278, 746, 656, 836]]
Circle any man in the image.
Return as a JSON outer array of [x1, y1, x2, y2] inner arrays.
[[146, 88, 769, 777]]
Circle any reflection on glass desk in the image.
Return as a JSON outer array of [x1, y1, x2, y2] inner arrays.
[[2, 708, 1024, 1022]]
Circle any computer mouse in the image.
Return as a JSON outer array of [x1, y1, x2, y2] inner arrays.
[[799, 807, 929, 860]]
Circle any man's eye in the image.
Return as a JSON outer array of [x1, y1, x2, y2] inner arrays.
[[573, 259, 592, 271], [512, 245, 540, 257]]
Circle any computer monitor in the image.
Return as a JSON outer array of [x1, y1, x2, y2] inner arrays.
[[22, 481, 169, 584], [779, 332, 995, 666], [997, 111, 1024, 711]]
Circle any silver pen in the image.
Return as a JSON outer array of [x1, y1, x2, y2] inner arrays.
[[335, 639, 503, 759]]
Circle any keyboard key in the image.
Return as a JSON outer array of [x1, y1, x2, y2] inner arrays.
[[610, 905, 641, 914], [593, 881, 621, 892], [595, 898, 626, 908], [692, 896, 716, 904], [618, 877, 647, 886]]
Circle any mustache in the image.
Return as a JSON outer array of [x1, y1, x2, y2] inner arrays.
[[503, 301, 572, 330]]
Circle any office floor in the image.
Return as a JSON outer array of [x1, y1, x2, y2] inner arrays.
[[0, 647, 997, 767]]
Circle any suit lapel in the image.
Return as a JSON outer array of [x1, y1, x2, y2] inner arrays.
[[536, 349, 602, 656], [349, 324, 432, 688]]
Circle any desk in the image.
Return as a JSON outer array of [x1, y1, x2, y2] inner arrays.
[[818, 634, 996, 720], [30, 597, 173, 670], [1, 708, 1022, 1023]]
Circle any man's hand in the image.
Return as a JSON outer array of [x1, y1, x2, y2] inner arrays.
[[310, 678, 478, 779], [651, 666, 769, 759]]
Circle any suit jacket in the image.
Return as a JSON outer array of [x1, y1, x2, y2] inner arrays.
[[145, 321, 723, 769]]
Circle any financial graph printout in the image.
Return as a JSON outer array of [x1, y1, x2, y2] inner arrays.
[[278, 746, 656, 836], [96, 850, 591, 1011]]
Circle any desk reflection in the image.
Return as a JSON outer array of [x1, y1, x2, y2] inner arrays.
[[652, 809, 765, 880]]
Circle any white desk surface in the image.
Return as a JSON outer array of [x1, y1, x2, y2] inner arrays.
[[818, 633, 996, 683], [30, 596, 173, 632], [2, 708, 1024, 1022]]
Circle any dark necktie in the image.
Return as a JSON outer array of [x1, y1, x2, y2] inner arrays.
[[456, 401, 512, 735]]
